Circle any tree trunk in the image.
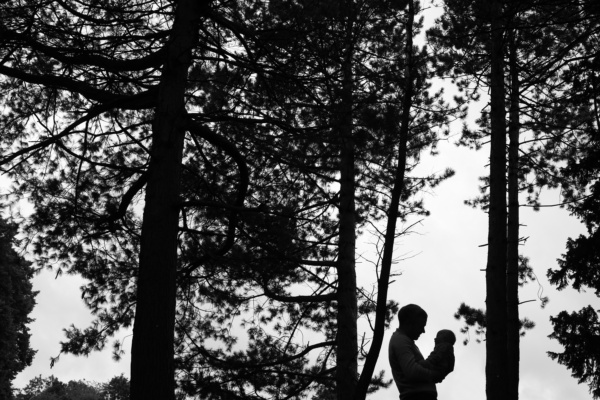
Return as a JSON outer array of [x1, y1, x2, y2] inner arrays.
[[336, 5, 358, 397], [506, 31, 521, 400], [337, 134, 358, 399], [486, 2, 508, 400], [130, 1, 202, 399], [354, 1, 414, 398]]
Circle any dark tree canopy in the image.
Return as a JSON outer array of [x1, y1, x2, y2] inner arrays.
[[101, 375, 130, 400], [0, 0, 455, 399], [0, 218, 36, 400], [546, 51, 600, 397], [548, 306, 600, 399], [14, 375, 130, 400]]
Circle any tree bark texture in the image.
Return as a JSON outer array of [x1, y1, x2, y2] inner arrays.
[[354, 1, 414, 398], [506, 31, 521, 400], [130, 1, 202, 399], [486, 2, 508, 400]]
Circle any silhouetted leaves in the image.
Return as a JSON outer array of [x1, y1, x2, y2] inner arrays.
[[0, 219, 36, 399], [14, 375, 130, 400], [548, 306, 600, 399]]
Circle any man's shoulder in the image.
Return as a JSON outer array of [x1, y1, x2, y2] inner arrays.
[[390, 329, 413, 348], [391, 329, 409, 338]]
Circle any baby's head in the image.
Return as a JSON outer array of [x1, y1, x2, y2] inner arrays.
[[435, 329, 456, 345]]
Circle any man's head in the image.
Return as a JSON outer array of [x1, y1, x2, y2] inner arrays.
[[435, 329, 456, 345], [398, 304, 427, 341]]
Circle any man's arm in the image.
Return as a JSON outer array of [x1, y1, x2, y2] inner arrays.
[[392, 338, 436, 383]]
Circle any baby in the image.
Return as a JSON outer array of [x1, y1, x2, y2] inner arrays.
[[420, 329, 456, 376]]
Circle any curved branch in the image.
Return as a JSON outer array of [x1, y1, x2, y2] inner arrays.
[[55, 139, 144, 173], [181, 119, 249, 272], [0, 104, 104, 168], [55, 0, 152, 27], [2, 26, 168, 72], [261, 285, 336, 303], [103, 172, 148, 226], [0, 91, 156, 168], [0, 63, 157, 105], [185, 119, 249, 208], [196, 339, 336, 370]]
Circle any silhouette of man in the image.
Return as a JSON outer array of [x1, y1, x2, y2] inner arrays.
[[389, 304, 446, 400]]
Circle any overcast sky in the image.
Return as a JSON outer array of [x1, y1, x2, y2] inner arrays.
[[10, 2, 598, 399]]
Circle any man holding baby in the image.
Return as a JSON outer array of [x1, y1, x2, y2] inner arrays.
[[388, 304, 456, 400]]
